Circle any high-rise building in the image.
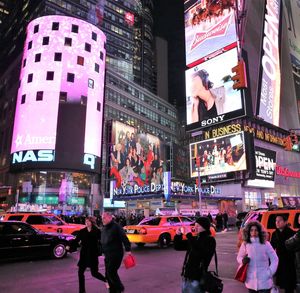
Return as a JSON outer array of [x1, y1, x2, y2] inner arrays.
[[0, 0, 177, 213]]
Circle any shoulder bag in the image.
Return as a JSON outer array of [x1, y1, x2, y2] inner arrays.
[[234, 262, 248, 283]]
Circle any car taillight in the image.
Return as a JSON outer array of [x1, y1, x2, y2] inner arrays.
[[139, 227, 147, 234]]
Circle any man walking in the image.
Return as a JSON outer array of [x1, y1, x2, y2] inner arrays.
[[101, 212, 131, 293]]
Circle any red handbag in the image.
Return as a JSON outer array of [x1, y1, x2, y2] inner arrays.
[[234, 263, 248, 282], [123, 254, 136, 269]]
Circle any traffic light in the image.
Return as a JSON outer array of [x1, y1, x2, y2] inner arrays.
[[231, 59, 247, 90]]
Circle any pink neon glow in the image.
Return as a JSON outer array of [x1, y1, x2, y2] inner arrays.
[[11, 15, 106, 158]]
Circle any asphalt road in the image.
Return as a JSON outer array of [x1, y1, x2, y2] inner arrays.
[[0, 230, 247, 293]]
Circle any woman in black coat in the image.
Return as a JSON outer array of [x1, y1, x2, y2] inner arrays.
[[174, 216, 216, 293], [70, 216, 107, 293]]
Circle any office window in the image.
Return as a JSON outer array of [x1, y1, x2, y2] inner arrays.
[[81, 96, 87, 105], [92, 32, 97, 41], [67, 73, 75, 82], [71, 24, 78, 33], [36, 91, 43, 101], [94, 63, 99, 73], [85, 43, 91, 52], [65, 37, 72, 46], [28, 41, 32, 49], [97, 102, 101, 111], [42, 37, 49, 45], [34, 24, 39, 33], [88, 78, 94, 89], [52, 22, 59, 30], [46, 71, 54, 80], [23, 58, 26, 67], [77, 56, 84, 66], [54, 52, 62, 61], [104, 42, 106, 50], [59, 92, 67, 103], [100, 51, 104, 60], [21, 94, 26, 104], [35, 53, 41, 62], [28, 73, 33, 83]]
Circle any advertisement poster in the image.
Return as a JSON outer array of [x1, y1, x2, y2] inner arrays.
[[186, 48, 244, 130], [110, 121, 165, 197], [190, 132, 247, 177], [257, 0, 281, 126], [184, 0, 237, 66]]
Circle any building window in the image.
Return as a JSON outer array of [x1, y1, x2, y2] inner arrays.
[[46, 71, 54, 80], [34, 24, 39, 33], [67, 73, 75, 82], [71, 24, 78, 33], [42, 37, 49, 45], [59, 92, 67, 103], [65, 37, 72, 46], [85, 43, 91, 52], [23, 58, 26, 67], [97, 101, 101, 111], [36, 91, 44, 101], [81, 96, 87, 105], [88, 78, 94, 89], [54, 52, 62, 61], [35, 53, 41, 62], [52, 22, 59, 30], [95, 63, 99, 72], [104, 42, 106, 50], [77, 56, 84, 66], [100, 51, 104, 60], [28, 41, 32, 49], [21, 94, 26, 104], [92, 32, 97, 41], [28, 73, 33, 83]]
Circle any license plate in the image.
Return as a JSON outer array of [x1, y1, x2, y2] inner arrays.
[[126, 229, 135, 234]]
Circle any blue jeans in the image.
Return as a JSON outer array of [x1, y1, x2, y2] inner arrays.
[[182, 278, 205, 293]]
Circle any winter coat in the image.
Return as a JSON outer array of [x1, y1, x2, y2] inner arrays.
[[101, 220, 131, 258], [271, 226, 296, 289], [174, 230, 216, 281], [285, 229, 300, 284], [237, 238, 278, 291], [72, 226, 101, 268]]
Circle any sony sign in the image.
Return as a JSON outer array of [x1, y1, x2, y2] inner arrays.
[[12, 150, 55, 163]]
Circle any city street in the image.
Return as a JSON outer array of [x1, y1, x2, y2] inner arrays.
[[0, 231, 246, 293]]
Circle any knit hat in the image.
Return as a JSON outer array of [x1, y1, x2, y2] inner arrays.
[[196, 216, 211, 231]]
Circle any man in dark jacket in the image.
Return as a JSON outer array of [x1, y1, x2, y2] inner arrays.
[[271, 215, 296, 293], [101, 212, 131, 293], [286, 215, 300, 293], [174, 216, 216, 293]]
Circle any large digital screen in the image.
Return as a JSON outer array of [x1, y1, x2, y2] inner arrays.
[[10, 16, 106, 173], [186, 49, 244, 130], [110, 121, 166, 197], [184, 0, 237, 67], [257, 0, 281, 126], [190, 132, 247, 178]]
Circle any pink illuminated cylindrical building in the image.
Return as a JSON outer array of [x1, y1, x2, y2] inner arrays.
[[11, 15, 106, 173]]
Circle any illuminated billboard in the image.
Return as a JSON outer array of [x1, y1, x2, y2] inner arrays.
[[184, 0, 237, 67], [246, 146, 276, 188], [257, 0, 281, 126], [186, 49, 245, 130], [110, 121, 166, 197], [10, 16, 106, 173], [190, 132, 247, 178]]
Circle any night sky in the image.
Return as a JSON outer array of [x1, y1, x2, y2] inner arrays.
[[153, 0, 186, 109]]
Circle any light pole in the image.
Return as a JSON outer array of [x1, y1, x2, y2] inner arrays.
[[196, 156, 202, 215]]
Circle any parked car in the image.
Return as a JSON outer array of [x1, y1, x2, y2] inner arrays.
[[0, 221, 75, 261], [1, 212, 85, 235], [124, 215, 216, 248]]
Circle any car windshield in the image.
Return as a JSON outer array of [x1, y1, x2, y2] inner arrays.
[[138, 217, 161, 226], [241, 212, 263, 228], [45, 215, 64, 225]]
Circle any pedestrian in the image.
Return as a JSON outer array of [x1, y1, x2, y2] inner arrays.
[[271, 215, 296, 293], [68, 216, 107, 293], [174, 216, 216, 293], [101, 212, 131, 293], [237, 221, 278, 293], [286, 214, 300, 293], [215, 212, 223, 232], [222, 212, 228, 231], [207, 212, 213, 223]]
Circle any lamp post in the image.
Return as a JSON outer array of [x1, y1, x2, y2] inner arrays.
[[196, 156, 202, 215]]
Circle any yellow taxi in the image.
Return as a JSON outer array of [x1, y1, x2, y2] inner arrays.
[[124, 215, 216, 248], [1, 212, 85, 235]]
